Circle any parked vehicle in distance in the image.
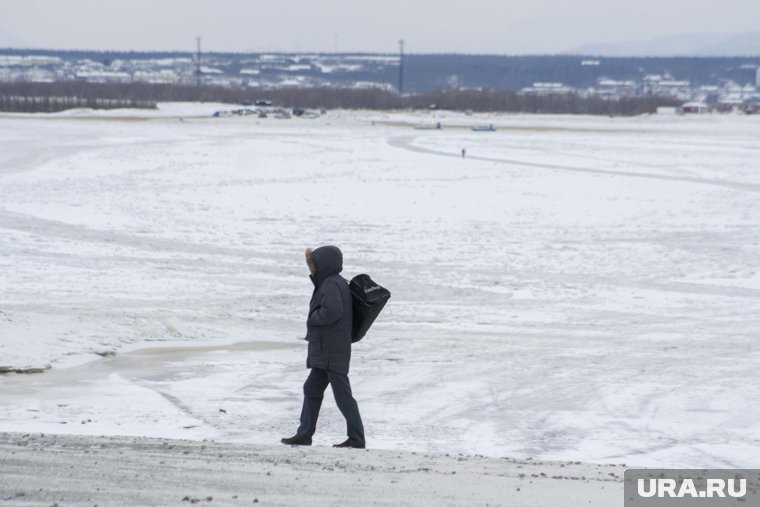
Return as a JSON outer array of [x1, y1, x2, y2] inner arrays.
[[471, 124, 496, 132], [414, 122, 442, 130], [255, 99, 273, 106]]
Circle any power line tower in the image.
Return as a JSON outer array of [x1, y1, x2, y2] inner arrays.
[[195, 36, 202, 88], [398, 39, 405, 96]]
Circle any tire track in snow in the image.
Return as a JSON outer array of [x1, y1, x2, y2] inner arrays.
[[0, 208, 273, 264], [388, 135, 760, 193]]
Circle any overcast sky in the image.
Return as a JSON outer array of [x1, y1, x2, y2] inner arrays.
[[1, 0, 759, 54]]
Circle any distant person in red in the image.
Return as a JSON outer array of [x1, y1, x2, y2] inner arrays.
[[461, 148, 466, 158]]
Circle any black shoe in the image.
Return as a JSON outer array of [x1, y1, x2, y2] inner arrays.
[[333, 439, 365, 449], [280, 435, 312, 446]]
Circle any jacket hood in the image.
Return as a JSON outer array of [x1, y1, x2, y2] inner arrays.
[[311, 245, 343, 286]]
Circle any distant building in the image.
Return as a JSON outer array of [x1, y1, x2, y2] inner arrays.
[[594, 78, 637, 97], [133, 70, 179, 84], [681, 102, 708, 114], [656, 106, 679, 115], [713, 80, 758, 109], [74, 70, 131, 83], [642, 75, 692, 100], [744, 99, 760, 114], [521, 82, 573, 95]]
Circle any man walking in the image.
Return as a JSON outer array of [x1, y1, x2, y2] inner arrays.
[[281, 245, 366, 449]]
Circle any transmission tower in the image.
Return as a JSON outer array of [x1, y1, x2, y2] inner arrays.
[[398, 39, 405, 96], [196, 36, 202, 87]]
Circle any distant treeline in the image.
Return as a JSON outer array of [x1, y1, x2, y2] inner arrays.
[[0, 82, 679, 115], [403, 89, 678, 115], [0, 94, 156, 113]]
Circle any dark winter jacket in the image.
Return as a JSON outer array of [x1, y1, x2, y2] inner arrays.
[[305, 246, 353, 374]]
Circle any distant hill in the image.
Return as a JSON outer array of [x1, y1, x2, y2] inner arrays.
[[0, 29, 30, 49], [1, 48, 759, 91], [568, 31, 760, 57]]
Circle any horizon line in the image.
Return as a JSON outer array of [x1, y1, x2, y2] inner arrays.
[[1, 47, 759, 59]]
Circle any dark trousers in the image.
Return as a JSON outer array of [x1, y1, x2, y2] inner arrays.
[[296, 367, 365, 446]]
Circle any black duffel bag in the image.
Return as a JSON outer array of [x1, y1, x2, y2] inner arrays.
[[349, 274, 391, 343]]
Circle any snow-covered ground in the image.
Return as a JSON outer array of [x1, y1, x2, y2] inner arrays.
[[0, 432, 623, 506], [1, 105, 759, 468]]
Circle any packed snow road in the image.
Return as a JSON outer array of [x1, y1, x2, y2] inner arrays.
[[1, 106, 759, 468], [0, 432, 622, 506]]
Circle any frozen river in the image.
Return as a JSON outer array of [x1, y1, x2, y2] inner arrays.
[[1, 106, 759, 467]]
